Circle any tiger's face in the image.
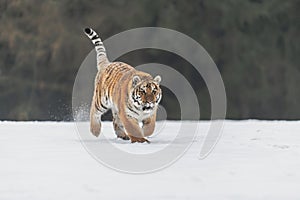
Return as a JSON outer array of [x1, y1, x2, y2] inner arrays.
[[131, 75, 162, 113]]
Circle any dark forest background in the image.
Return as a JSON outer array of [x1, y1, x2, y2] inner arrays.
[[0, 0, 299, 120]]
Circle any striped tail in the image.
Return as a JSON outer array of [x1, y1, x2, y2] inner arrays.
[[84, 28, 109, 70]]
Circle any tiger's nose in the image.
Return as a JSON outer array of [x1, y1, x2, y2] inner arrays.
[[145, 95, 154, 102]]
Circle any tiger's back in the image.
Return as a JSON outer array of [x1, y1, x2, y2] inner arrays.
[[93, 62, 133, 112]]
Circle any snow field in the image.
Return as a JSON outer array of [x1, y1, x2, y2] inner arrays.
[[1, 120, 300, 200]]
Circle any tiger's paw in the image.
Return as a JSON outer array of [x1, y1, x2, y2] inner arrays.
[[90, 123, 101, 137], [117, 134, 130, 140], [129, 135, 150, 144]]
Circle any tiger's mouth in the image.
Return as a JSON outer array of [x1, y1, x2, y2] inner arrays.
[[142, 106, 153, 111], [142, 103, 154, 112]]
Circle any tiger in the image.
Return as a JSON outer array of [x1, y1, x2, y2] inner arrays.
[[84, 27, 162, 143]]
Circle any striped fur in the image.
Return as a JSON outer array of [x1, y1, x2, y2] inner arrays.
[[84, 28, 162, 143]]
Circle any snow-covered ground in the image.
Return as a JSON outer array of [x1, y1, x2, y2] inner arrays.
[[1, 120, 300, 200]]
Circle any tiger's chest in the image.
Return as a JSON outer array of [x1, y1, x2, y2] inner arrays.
[[107, 98, 154, 121], [125, 107, 155, 121]]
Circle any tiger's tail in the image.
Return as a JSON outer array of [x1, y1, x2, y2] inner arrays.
[[84, 27, 109, 70]]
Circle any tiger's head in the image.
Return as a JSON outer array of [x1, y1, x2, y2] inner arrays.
[[130, 75, 162, 113]]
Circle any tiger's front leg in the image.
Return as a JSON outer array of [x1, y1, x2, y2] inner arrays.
[[119, 113, 150, 143], [112, 112, 130, 140], [142, 113, 156, 137]]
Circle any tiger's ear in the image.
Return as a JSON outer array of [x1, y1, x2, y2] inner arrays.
[[132, 75, 141, 87], [154, 75, 161, 84]]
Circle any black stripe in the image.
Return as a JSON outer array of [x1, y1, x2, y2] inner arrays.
[[106, 65, 114, 74], [96, 48, 105, 52], [92, 35, 99, 40], [95, 104, 107, 113], [95, 103, 101, 112], [100, 102, 108, 110], [128, 105, 139, 115], [132, 95, 141, 105]]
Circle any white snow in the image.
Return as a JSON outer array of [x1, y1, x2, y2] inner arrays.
[[1, 120, 300, 200]]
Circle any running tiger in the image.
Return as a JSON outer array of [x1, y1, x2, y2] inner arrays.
[[84, 28, 162, 143]]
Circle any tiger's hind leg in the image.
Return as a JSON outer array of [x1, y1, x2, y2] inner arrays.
[[90, 106, 102, 137], [90, 97, 108, 137], [112, 112, 130, 140]]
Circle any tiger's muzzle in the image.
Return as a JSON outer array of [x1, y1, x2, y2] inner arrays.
[[142, 102, 155, 112]]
